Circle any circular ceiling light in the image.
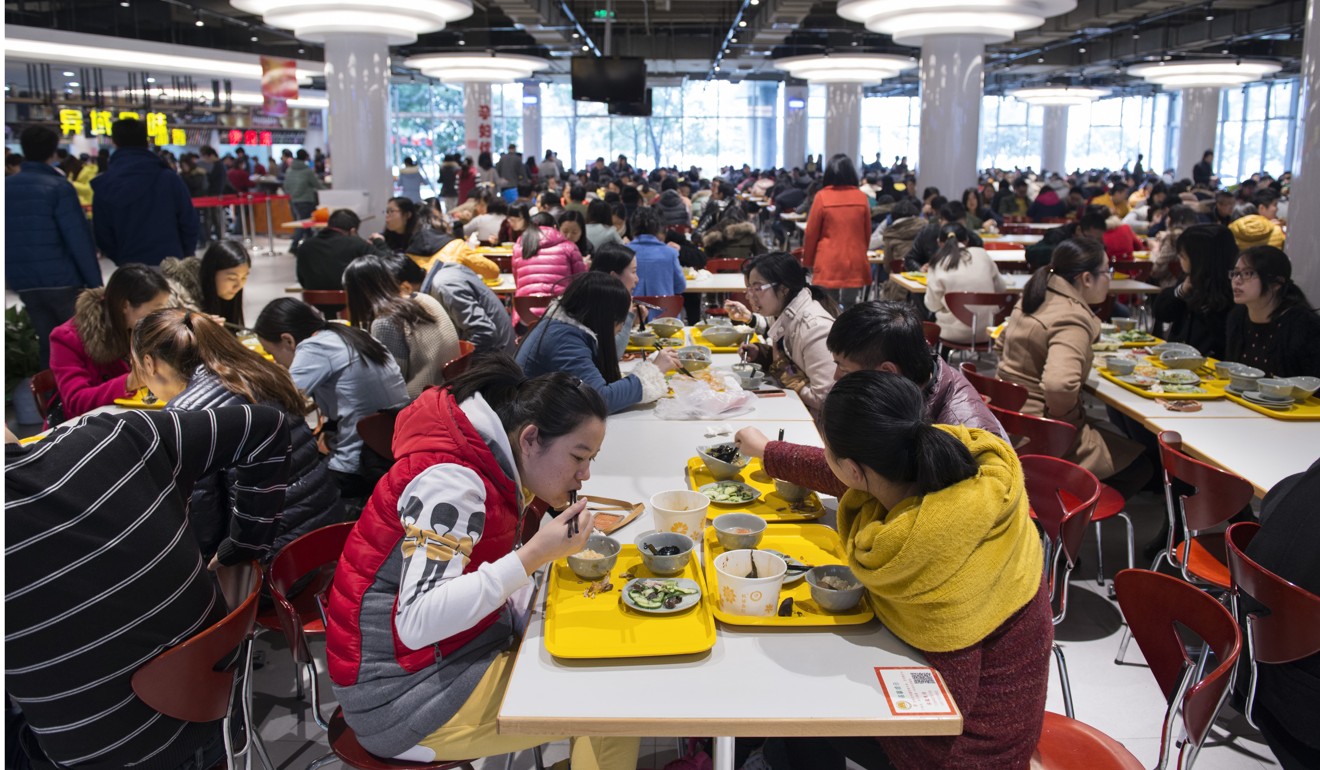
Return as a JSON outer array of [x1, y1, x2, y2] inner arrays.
[[1127, 58, 1281, 88], [1011, 86, 1110, 106], [404, 52, 550, 83], [772, 53, 915, 83], [230, 1, 473, 45], [837, 0, 1076, 46]]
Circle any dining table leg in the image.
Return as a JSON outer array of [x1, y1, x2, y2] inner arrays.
[[713, 736, 736, 770]]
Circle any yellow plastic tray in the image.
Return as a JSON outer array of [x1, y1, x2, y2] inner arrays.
[[900, 271, 928, 285], [1096, 367, 1223, 400], [1223, 391, 1320, 421], [543, 544, 717, 660], [1096, 333, 1165, 349], [701, 524, 874, 628], [685, 456, 826, 522], [690, 328, 760, 354], [113, 388, 168, 409], [624, 338, 684, 353]]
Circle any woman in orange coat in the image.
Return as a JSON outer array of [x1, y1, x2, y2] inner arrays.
[[803, 154, 873, 308]]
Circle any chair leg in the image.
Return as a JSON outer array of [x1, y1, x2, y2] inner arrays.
[[307, 752, 338, 769], [1094, 521, 1106, 586], [306, 660, 331, 731], [1053, 643, 1075, 719], [1115, 626, 1134, 664], [534, 744, 547, 770]]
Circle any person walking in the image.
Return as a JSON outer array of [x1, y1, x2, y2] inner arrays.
[[802, 154, 872, 308], [284, 149, 324, 253]]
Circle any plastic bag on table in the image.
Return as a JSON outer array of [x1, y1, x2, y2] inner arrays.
[[654, 369, 755, 420]]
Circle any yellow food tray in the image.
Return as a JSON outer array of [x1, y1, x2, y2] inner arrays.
[[701, 523, 874, 628], [1096, 333, 1165, 349], [900, 271, 928, 285], [624, 338, 684, 353], [114, 388, 168, 409], [543, 544, 716, 660], [1223, 391, 1320, 421], [685, 456, 826, 522], [690, 328, 760, 354], [1096, 367, 1223, 400], [473, 245, 513, 255]]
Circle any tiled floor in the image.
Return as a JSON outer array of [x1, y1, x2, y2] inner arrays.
[[8, 236, 1283, 769]]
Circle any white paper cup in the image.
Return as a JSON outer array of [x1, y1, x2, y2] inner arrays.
[[713, 549, 787, 617], [649, 489, 710, 541]]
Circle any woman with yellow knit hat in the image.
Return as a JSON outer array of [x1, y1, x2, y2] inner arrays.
[[804, 371, 1052, 769]]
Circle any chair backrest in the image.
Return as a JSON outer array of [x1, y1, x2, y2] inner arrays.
[[511, 295, 554, 330], [634, 294, 686, 319], [357, 411, 398, 462], [490, 254, 512, 273], [1021, 455, 1101, 617], [944, 292, 1018, 330], [990, 405, 1077, 458], [922, 321, 941, 349], [1114, 569, 1242, 765], [267, 522, 357, 667], [29, 369, 57, 421], [1157, 431, 1255, 534], [706, 258, 746, 274], [302, 289, 349, 308], [961, 362, 1029, 412], [1225, 522, 1320, 665], [1112, 260, 1154, 283], [442, 339, 477, 381], [131, 566, 261, 722], [982, 240, 1022, 251]]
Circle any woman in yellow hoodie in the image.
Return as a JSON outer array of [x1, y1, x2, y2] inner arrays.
[[817, 371, 1051, 770]]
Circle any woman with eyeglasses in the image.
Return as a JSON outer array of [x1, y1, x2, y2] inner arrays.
[[1150, 224, 1237, 360], [1226, 246, 1320, 378], [370, 197, 449, 257], [998, 238, 1151, 498], [722, 252, 840, 420]]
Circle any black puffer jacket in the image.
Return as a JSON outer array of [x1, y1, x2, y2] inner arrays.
[[168, 368, 348, 559], [702, 220, 767, 261]]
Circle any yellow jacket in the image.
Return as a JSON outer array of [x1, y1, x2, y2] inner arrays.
[[70, 165, 97, 208], [407, 238, 500, 280], [1229, 214, 1285, 250], [1089, 192, 1129, 219], [836, 425, 1044, 652]]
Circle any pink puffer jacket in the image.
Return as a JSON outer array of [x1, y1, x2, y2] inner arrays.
[[512, 226, 586, 326]]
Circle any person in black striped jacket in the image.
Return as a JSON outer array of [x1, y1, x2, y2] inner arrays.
[[5, 405, 291, 770]]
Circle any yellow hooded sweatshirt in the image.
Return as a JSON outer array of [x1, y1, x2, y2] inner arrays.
[[836, 425, 1044, 653], [1229, 214, 1286, 251]]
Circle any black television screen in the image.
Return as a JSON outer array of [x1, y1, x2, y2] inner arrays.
[[572, 57, 646, 103], [608, 88, 652, 116]]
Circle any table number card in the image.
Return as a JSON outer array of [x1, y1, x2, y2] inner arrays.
[[874, 667, 957, 716]]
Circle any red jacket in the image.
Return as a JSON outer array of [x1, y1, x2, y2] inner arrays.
[[1102, 224, 1144, 260], [49, 291, 133, 419], [803, 186, 872, 288]]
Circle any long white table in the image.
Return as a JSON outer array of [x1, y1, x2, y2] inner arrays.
[[889, 272, 1160, 296]]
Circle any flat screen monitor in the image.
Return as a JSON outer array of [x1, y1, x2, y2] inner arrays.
[[571, 57, 646, 103], [608, 88, 652, 116]]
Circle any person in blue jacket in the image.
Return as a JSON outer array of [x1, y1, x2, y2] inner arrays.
[[5, 125, 102, 367], [515, 272, 679, 414], [90, 118, 198, 267], [626, 206, 687, 299]]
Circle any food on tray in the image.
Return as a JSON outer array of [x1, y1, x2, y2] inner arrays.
[[583, 578, 614, 598], [575, 548, 609, 560], [702, 481, 757, 503], [593, 513, 623, 530], [1092, 342, 1121, 352], [705, 443, 741, 464], [727, 527, 753, 535], [653, 338, 682, 348], [777, 597, 795, 617], [626, 578, 698, 609], [1114, 330, 1157, 343], [817, 575, 862, 591], [642, 542, 683, 556], [1156, 370, 1200, 385]]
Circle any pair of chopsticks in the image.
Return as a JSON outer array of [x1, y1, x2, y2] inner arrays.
[[566, 490, 579, 539], [655, 342, 696, 378]]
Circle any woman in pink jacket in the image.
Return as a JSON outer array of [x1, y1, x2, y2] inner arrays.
[[49, 264, 172, 419], [512, 213, 586, 328]]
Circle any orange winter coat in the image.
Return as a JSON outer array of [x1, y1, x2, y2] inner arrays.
[[803, 186, 872, 289]]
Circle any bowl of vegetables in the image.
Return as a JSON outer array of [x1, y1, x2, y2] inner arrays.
[[806, 565, 866, 612], [621, 577, 702, 613], [699, 481, 761, 506], [634, 531, 695, 576], [697, 443, 748, 481], [699, 325, 747, 348], [1156, 369, 1201, 386], [648, 317, 686, 338], [565, 535, 621, 581]]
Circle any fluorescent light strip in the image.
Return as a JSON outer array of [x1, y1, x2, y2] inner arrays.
[[4, 36, 322, 82]]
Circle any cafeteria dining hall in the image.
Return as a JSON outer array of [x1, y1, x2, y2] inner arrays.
[[6, 0, 1320, 768]]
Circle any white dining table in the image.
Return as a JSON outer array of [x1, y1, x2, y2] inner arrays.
[[981, 233, 1043, 245], [888, 272, 1160, 296]]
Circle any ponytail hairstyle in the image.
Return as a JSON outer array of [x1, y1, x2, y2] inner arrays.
[[342, 254, 436, 333], [1239, 246, 1316, 319], [199, 240, 252, 326], [448, 353, 607, 443], [519, 223, 546, 261], [1020, 237, 1107, 315], [96, 263, 172, 362], [930, 223, 971, 272], [1175, 224, 1237, 315], [537, 272, 632, 382], [253, 297, 391, 368], [822, 370, 978, 496], [741, 251, 840, 318], [132, 308, 308, 415]]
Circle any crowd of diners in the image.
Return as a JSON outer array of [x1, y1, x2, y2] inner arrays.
[[7, 116, 1318, 770]]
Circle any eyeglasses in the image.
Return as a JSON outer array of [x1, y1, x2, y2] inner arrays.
[[1094, 267, 1114, 279], [1228, 269, 1258, 282], [749, 282, 779, 293]]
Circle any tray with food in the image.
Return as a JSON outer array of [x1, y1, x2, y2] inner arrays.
[[1095, 329, 1164, 349], [685, 455, 826, 521], [114, 388, 168, 409], [899, 271, 928, 285], [1096, 365, 1223, 400], [1221, 376, 1320, 421], [700, 523, 874, 628], [544, 543, 717, 659], [580, 495, 645, 534], [624, 337, 683, 353]]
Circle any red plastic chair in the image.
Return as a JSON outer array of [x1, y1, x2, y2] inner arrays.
[[982, 239, 1023, 251], [1021, 454, 1102, 719], [357, 411, 398, 462], [489, 254, 512, 273], [302, 289, 350, 320], [511, 295, 555, 331], [1224, 522, 1320, 732], [989, 405, 1076, 458], [940, 292, 1017, 359], [442, 340, 477, 381], [922, 321, 941, 350], [960, 362, 1029, 412], [131, 565, 269, 770], [265, 522, 356, 730], [706, 258, 746, 274], [1034, 568, 1242, 770], [634, 294, 686, 319], [29, 369, 57, 421]]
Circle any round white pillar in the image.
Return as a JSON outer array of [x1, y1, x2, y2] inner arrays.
[[783, 85, 808, 169], [1041, 105, 1069, 175], [1177, 87, 1220, 182], [322, 32, 393, 218], [1287, 0, 1320, 303], [463, 82, 493, 162], [825, 83, 862, 165], [919, 36, 983, 197], [522, 82, 542, 164]]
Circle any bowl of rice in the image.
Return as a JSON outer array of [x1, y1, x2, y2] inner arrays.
[[806, 565, 865, 612], [565, 534, 621, 581]]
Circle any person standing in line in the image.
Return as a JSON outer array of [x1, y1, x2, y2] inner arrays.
[[5, 125, 102, 368], [284, 149, 324, 253], [193, 144, 231, 248]]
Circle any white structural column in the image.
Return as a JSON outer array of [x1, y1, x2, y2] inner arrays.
[[522, 82, 542, 163], [825, 83, 862, 163], [783, 85, 808, 168], [322, 32, 393, 217], [463, 82, 493, 160], [919, 36, 984, 198], [1041, 105, 1069, 174], [1289, 0, 1320, 303], [1177, 87, 1220, 181]]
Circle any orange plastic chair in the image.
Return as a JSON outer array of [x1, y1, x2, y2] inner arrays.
[[442, 340, 478, 381], [1021, 454, 1101, 719], [634, 294, 686, 319], [29, 369, 57, 421], [1224, 522, 1320, 731], [705, 258, 746, 274], [939, 292, 1017, 358], [960, 362, 1029, 412]]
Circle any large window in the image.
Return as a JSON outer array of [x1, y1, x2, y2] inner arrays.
[[979, 96, 1042, 171], [1216, 79, 1299, 185], [1065, 94, 1174, 174], [389, 82, 521, 177], [861, 95, 920, 170]]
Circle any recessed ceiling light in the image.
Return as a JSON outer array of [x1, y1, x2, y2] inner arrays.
[[63, 71, 75, 76], [1205, 13, 1214, 20], [1078, 46, 1086, 53], [1221, 48, 1229, 54], [1037, 57, 1045, 63], [146, 77, 156, 83], [68, 81, 80, 87], [298, 48, 305, 54], [738, 20, 747, 27], [581, 44, 589, 51], [572, 32, 579, 38], [195, 18, 204, 26], [1132, 32, 1139, 39], [730, 37, 738, 43], [250, 35, 259, 42], [120, 1, 130, 6], [458, 39, 467, 45], [750, 0, 759, 4]]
